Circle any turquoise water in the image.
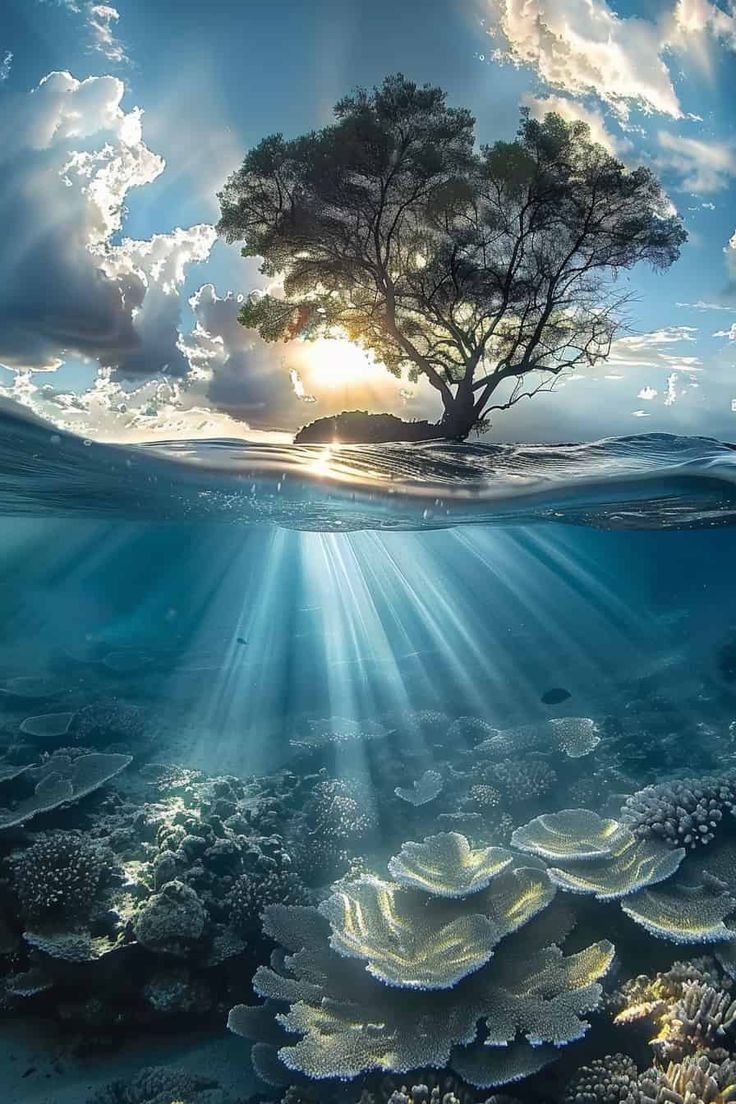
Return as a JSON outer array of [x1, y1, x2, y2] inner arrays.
[[3, 402, 736, 1102]]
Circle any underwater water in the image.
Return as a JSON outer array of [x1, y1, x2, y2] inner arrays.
[[4, 401, 736, 1103]]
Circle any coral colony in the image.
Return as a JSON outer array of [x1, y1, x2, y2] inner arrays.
[[4, 681, 736, 1104]]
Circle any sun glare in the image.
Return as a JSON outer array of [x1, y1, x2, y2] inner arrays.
[[296, 337, 387, 391]]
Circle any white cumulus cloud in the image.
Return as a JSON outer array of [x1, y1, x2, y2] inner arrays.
[[0, 72, 215, 379]]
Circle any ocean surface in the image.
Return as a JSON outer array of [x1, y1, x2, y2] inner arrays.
[[3, 399, 736, 1103]]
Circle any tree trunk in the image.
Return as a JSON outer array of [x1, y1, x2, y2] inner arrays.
[[437, 382, 476, 440]]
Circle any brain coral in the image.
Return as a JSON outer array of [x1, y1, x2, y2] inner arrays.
[[228, 832, 614, 1087]]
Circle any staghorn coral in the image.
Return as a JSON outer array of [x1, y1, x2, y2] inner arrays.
[[621, 777, 736, 851], [229, 832, 614, 1086], [387, 833, 512, 897], [12, 832, 108, 920], [612, 959, 736, 1062], [512, 808, 685, 900], [562, 1053, 641, 1104], [653, 981, 736, 1060], [613, 959, 725, 1024]]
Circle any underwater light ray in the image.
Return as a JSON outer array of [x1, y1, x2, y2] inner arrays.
[[298, 533, 422, 793], [359, 531, 500, 721], [450, 526, 653, 708], [170, 526, 306, 775]]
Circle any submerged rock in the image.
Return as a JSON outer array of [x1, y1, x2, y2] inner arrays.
[[133, 880, 207, 956]]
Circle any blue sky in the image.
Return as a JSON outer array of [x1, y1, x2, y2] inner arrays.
[[0, 0, 735, 442]]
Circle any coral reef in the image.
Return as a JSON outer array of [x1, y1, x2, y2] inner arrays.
[[229, 832, 613, 1086], [88, 1065, 242, 1103]]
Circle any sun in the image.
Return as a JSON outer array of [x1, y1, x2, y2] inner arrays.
[[295, 336, 388, 391]]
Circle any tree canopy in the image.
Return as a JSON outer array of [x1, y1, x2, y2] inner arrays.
[[218, 74, 686, 439]]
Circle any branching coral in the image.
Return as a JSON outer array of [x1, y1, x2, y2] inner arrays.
[[621, 778, 736, 851], [638, 1053, 736, 1104], [12, 833, 108, 920], [563, 1053, 641, 1104], [88, 1065, 239, 1103], [612, 958, 736, 1062]]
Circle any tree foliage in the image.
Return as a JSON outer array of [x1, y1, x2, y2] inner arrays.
[[218, 74, 686, 438]]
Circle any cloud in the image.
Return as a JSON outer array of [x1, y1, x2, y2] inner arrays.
[[486, 0, 736, 119], [677, 300, 736, 311], [0, 71, 215, 378], [181, 284, 438, 432], [714, 323, 736, 339], [607, 327, 703, 372], [521, 93, 630, 155], [0, 366, 290, 443], [0, 52, 12, 82], [86, 5, 127, 63], [39, 1, 128, 64], [656, 131, 736, 193], [486, 0, 684, 117], [727, 229, 736, 279]]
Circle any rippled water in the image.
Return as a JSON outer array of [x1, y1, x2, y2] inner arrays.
[[3, 399, 736, 530], [4, 401, 736, 1103]]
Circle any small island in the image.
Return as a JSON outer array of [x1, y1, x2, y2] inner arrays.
[[294, 411, 439, 444]]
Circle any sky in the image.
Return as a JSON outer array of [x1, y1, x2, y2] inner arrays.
[[0, 0, 735, 443]]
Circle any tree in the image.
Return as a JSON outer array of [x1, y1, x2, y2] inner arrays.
[[218, 75, 686, 440]]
